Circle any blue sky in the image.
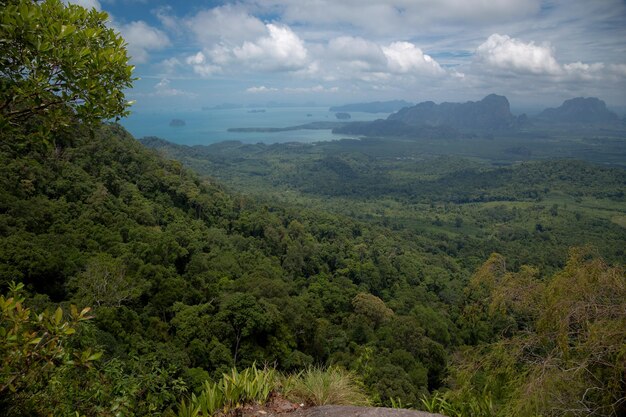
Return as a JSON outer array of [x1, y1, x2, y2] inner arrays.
[[70, 0, 626, 113]]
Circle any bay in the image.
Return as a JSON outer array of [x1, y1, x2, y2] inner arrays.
[[120, 107, 388, 145]]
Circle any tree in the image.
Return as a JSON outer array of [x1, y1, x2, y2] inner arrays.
[[0, 0, 134, 142], [351, 292, 393, 328], [216, 294, 271, 365], [67, 254, 148, 308], [0, 282, 100, 415], [450, 249, 626, 417]]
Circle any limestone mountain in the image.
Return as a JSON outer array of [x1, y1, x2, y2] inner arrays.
[[333, 94, 527, 137], [387, 94, 521, 130], [536, 97, 620, 125]]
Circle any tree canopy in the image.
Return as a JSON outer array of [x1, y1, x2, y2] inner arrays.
[[0, 0, 134, 143]]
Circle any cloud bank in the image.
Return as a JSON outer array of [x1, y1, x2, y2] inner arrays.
[[94, 0, 626, 107], [476, 33, 621, 82]]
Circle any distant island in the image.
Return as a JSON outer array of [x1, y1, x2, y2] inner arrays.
[[228, 121, 345, 133], [169, 118, 186, 127], [225, 95, 625, 140], [330, 100, 413, 113], [535, 97, 620, 125], [247, 109, 266, 113], [388, 94, 522, 129]]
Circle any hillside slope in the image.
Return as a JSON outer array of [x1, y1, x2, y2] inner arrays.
[[1, 123, 458, 414]]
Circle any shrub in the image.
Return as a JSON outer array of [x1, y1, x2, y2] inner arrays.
[[177, 363, 276, 417]]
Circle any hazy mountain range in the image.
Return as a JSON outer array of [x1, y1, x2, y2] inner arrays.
[[333, 95, 622, 137], [535, 97, 621, 124]]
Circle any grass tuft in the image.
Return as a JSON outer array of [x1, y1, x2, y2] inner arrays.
[[280, 366, 368, 406]]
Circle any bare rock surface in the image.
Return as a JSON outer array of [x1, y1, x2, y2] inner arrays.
[[240, 404, 445, 417], [294, 406, 445, 417]]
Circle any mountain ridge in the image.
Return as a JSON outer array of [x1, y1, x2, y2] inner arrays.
[[388, 94, 522, 130], [536, 97, 620, 124], [333, 94, 624, 137]]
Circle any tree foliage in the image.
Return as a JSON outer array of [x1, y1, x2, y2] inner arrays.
[[0, 282, 99, 415], [0, 0, 134, 143], [449, 248, 626, 417]]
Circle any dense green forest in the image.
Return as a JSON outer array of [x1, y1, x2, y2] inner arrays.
[[1, 1, 625, 416], [3, 123, 625, 416], [1, 124, 458, 414], [142, 137, 626, 274]]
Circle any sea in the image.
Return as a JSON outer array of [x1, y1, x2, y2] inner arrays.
[[120, 107, 389, 146]]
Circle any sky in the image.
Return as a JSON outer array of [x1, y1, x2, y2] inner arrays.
[[69, 0, 626, 114]]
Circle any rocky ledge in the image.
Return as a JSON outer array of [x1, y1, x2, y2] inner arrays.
[[240, 404, 444, 417]]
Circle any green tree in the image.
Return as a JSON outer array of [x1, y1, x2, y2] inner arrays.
[[216, 294, 271, 365], [0, 282, 100, 415], [351, 292, 394, 328], [0, 0, 134, 142], [449, 249, 626, 417]]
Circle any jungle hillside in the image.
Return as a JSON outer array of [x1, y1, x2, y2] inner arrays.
[[1, 1, 625, 417]]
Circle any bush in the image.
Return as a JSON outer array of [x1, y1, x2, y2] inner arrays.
[[177, 363, 277, 417]]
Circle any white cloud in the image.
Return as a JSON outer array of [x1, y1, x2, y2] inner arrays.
[[186, 5, 267, 46], [186, 52, 205, 66], [158, 57, 182, 75], [284, 85, 339, 93], [185, 52, 221, 77], [562, 62, 605, 80], [474, 33, 626, 83], [231, 24, 309, 71], [187, 23, 310, 74], [327, 37, 387, 70], [298, 37, 446, 83], [246, 86, 279, 93], [153, 78, 195, 97], [382, 42, 445, 75], [476, 34, 561, 75], [246, 85, 338, 93], [117, 21, 170, 64]]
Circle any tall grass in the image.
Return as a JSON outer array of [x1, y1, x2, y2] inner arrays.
[[420, 392, 495, 417], [280, 366, 368, 406], [177, 365, 368, 416]]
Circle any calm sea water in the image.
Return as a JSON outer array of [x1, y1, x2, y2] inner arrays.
[[120, 107, 388, 145]]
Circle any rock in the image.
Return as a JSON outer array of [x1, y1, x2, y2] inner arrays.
[[387, 94, 517, 130], [292, 405, 446, 417], [169, 118, 186, 127], [335, 112, 352, 120], [535, 97, 620, 124]]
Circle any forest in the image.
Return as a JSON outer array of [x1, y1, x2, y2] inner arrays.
[[1, 1, 625, 416]]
